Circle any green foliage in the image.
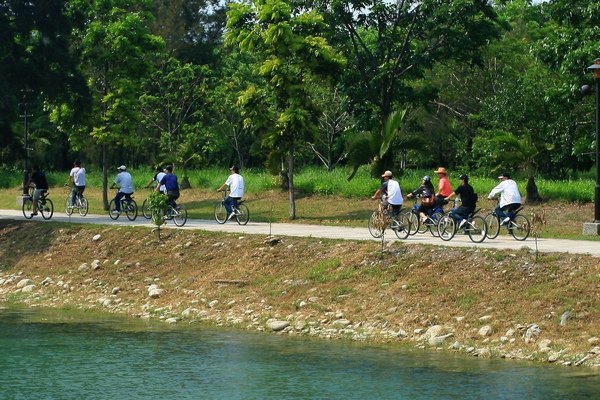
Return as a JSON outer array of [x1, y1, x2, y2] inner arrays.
[[147, 191, 168, 227]]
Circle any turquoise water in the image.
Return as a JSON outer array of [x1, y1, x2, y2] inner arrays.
[[1, 307, 599, 399]]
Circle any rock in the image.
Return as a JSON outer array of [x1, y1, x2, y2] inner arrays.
[[102, 299, 112, 307], [589, 347, 600, 355], [588, 337, 600, 345], [111, 287, 121, 295], [414, 328, 424, 335], [548, 353, 559, 363], [17, 279, 33, 289], [208, 300, 219, 308], [396, 329, 407, 337], [181, 308, 196, 318], [505, 328, 515, 337], [477, 348, 491, 357], [450, 341, 461, 350], [454, 316, 465, 322], [294, 320, 307, 331], [41, 277, 53, 286], [298, 301, 307, 308], [538, 339, 552, 352], [165, 318, 177, 324], [21, 285, 36, 293], [78, 263, 88, 272], [559, 311, 571, 326], [478, 325, 493, 337], [479, 315, 493, 322], [267, 320, 290, 332], [500, 336, 509, 343], [92, 234, 101, 241], [148, 289, 163, 299], [424, 325, 445, 339], [308, 296, 318, 303], [523, 324, 541, 343], [332, 319, 351, 328], [91, 260, 101, 270], [429, 333, 453, 347], [401, 284, 409, 290]]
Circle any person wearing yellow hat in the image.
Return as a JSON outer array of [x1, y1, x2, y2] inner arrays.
[[434, 167, 452, 206], [371, 170, 403, 217]]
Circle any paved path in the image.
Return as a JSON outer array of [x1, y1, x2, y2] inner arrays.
[[1, 209, 599, 257]]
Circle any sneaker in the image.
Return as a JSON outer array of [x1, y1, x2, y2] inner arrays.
[[501, 217, 510, 225], [112, 210, 120, 215], [227, 212, 236, 221], [458, 219, 467, 229], [30, 212, 38, 217]]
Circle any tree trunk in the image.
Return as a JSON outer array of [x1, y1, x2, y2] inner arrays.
[[180, 175, 191, 189], [526, 176, 542, 203], [102, 144, 109, 210], [287, 149, 296, 220]]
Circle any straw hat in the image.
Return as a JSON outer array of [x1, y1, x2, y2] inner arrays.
[[434, 167, 447, 175]]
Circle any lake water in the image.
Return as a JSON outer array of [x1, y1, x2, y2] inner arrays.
[[1, 306, 599, 399]]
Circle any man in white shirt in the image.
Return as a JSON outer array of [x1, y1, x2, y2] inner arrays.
[[488, 172, 522, 225], [371, 170, 403, 217], [68, 160, 86, 207], [110, 165, 135, 214], [217, 165, 245, 220]]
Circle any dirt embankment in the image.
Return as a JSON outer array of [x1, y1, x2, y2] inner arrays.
[[1, 220, 599, 368]]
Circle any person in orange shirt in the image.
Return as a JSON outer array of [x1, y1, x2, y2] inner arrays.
[[434, 167, 452, 206]]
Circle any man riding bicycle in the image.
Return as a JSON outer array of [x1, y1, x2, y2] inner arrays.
[[68, 160, 86, 208], [371, 170, 403, 217], [25, 164, 49, 217], [110, 165, 134, 215], [445, 174, 478, 229], [488, 172, 522, 225], [147, 166, 166, 194], [217, 165, 245, 220], [157, 165, 180, 208]]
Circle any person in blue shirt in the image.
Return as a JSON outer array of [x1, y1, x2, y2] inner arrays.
[[110, 165, 134, 214], [157, 165, 180, 208]]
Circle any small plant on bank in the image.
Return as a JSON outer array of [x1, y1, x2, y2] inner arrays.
[[148, 191, 169, 239]]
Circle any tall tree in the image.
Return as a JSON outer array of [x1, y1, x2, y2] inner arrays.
[[226, 0, 345, 219], [53, 0, 164, 208]]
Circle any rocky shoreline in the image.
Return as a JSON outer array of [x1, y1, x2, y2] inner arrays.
[[1, 220, 600, 370]]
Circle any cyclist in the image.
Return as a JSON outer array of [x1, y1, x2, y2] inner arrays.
[[156, 165, 180, 208], [110, 165, 134, 215], [68, 160, 86, 208], [25, 164, 48, 217], [406, 175, 436, 223], [434, 167, 452, 206], [488, 172, 522, 225], [445, 174, 478, 229], [146, 166, 166, 194], [371, 170, 403, 217], [217, 165, 245, 220]]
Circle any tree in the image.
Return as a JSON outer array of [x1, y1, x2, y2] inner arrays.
[[319, 0, 502, 129], [226, 0, 345, 219], [54, 0, 164, 208]]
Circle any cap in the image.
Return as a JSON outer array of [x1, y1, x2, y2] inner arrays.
[[165, 165, 173, 172], [459, 174, 468, 180], [381, 170, 393, 178], [230, 165, 239, 173], [117, 165, 126, 171], [498, 172, 510, 179]]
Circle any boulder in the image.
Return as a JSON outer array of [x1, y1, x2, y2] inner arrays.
[[267, 320, 290, 332], [17, 279, 33, 289], [21, 285, 36, 293], [478, 325, 493, 337]]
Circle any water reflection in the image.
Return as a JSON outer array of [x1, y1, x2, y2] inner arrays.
[[1, 307, 598, 399]]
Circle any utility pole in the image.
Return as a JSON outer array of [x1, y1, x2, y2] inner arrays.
[[19, 89, 34, 196]]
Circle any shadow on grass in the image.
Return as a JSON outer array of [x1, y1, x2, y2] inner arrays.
[[0, 220, 56, 273]]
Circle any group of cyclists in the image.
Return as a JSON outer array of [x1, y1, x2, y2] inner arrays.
[[25, 161, 245, 221], [371, 167, 523, 231]]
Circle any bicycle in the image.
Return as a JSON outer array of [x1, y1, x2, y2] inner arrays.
[[406, 195, 444, 237], [141, 186, 159, 220], [108, 190, 138, 221], [161, 203, 188, 227], [65, 187, 88, 216], [214, 190, 249, 225], [437, 199, 487, 243], [484, 200, 531, 241], [368, 200, 410, 240], [22, 188, 54, 220]]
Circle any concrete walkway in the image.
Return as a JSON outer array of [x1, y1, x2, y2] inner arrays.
[[1, 209, 599, 257]]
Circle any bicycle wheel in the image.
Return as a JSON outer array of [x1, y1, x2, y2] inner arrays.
[[467, 215, 487, 243], [65, 197, 74, 216], [142, 199, 151, 219], [484, 213, 500, 239], [214, 202, 227, 224], [235, 204, 250, 225], [125, 199, 138, 221], [510, 214, 530, 241], [429, 212, 443, 237], [392, 213, 410, 240], [78, 196, 89, 216], [368, 210, 384, 238], [172, 205, 188, 227], [108, 199, 119, 220], [40, 199, 53, 220], [437, 214, 456, 241], [417, 216, 428, 234], [22, 197, 34, 219], [405, 211, 419, 235]]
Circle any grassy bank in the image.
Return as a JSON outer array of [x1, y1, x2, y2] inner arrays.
[[1, 220, 599, 368]]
